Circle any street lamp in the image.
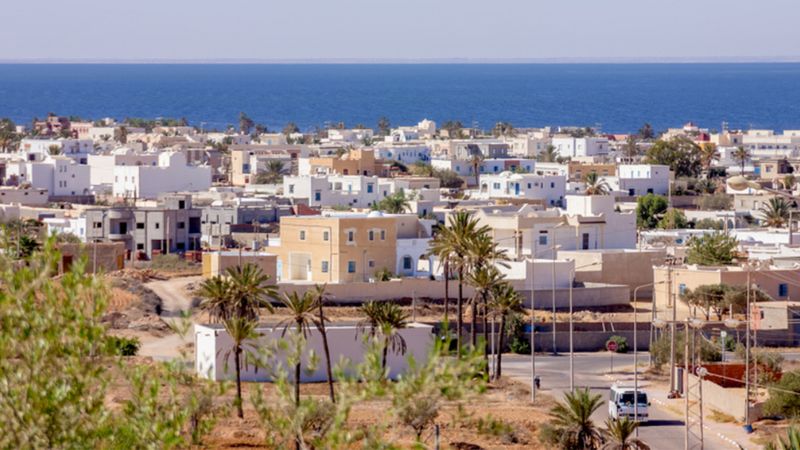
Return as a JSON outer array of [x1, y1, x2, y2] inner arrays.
[[567, 260, 603, 391]]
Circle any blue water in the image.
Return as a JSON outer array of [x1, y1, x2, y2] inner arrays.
[[0, 63, 799, 133]]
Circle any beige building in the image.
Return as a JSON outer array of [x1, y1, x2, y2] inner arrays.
[[299, 149, 383, 177], [274, 212, 433, 283], [229, 145, 307, 186], [653, 264, 800, 313], [202, 251, 278, 280]]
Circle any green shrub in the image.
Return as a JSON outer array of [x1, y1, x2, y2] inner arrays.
[[606, 336, 628, 353], [506, 312, 531, 354], [150, 253, 194, 271], [106, 336, 141, 356], [764, 370, 800, 418], [649, 331, 721, 370]]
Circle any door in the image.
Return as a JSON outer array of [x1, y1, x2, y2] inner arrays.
[[515, 183, 520, 195], [582, 233, 590, 250]]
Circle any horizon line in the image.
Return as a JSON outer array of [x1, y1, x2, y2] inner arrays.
[[2, 56, 800, 64]]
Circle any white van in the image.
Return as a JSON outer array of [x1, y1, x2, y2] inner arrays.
[[608, 384, 649, 422]]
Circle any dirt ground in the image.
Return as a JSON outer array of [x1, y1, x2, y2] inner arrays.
[[106, 356, 553, 449]]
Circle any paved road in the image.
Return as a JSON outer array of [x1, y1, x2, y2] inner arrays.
[[502, 353, 732, 450]]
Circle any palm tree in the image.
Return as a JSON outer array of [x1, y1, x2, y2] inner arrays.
[[491, 282, 523, 379], [372, 189, 411, 214], [697, 143, 720, 178], [601, 418, 644, 450], [226, 263, 278, 321], [311, 284, 335, 403], [537, 144, 559, 163], [622, 136, 639, 163], [276, 291, 320, 411], [428, 225, 456, 325], [469, 151, 484, 187], [733, 146, 751, 175], [356, 301, 409, 371], [466, 233, 510, 350], [254, 160, 286, 184], [466, 265, 505, 366], [548, 388, 604, 449], [447, 211, 491, 355], [197, 276, 233, 322], [759, 197, 792, 227], [583, 172, 611, 196], [377, 303, 410, 371], [220, 316, 258, 419]]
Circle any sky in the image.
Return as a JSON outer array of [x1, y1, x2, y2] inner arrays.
[[2, 0, 799, 62]]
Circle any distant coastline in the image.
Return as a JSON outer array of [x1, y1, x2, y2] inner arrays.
[[2, 57, 800, 64]]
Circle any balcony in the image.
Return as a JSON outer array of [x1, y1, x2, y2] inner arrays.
[[108, 233, 131, 241]]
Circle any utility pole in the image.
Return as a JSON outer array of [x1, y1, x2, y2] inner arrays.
[[745, 265, 751, 428], [668, 263, 676, 394], [530, 257, 536, 403], [684, 318, 690, 450], [551, 246, 557, 355]]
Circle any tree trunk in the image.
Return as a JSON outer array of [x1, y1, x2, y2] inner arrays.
[[318, 302, 335, 403], [471, 296, 477, 348], [444, 260, 450, 325], [235, 346, 244, 419], [382, 338, 389, 373], [457, 267, 464, 356], [497, 315, 506, 378], [482, 293, 489, 376]]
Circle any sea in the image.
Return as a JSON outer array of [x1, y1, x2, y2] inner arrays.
[[1, 63, 799, 133]]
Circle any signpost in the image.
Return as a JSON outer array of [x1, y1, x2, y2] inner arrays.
[[607, 340, 618, 374]]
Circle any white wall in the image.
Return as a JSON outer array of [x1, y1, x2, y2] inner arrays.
[[112, 152, 211, 198], [195, 323, 434, 382]]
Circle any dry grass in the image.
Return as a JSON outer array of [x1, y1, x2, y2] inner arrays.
[[708, 409, 737, 424]]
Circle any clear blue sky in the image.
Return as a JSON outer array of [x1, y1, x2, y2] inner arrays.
[[2, 0, 799, 61]]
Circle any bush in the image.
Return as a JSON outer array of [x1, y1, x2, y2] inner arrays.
[[606, 336, 628, 353], [106, 336, 141, 356], [506, 312, 531, 354], [150, 253, 194, 271], [764, 370, 800, 418], [649, 331, 721, 370], [697, 194, 733, 211]]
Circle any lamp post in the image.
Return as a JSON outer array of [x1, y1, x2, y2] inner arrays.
[[567, 260, 603, 391]]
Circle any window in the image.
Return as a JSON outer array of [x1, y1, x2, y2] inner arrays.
[[288, 184, 295, 194], [403, 256, 413, 270], [539, 235, 547, 245], [528, 183, 532, 189], [314, 191, 321, 201], [93, 222, 102, 229], [323, 231, 329, 241], [550, 182, 555, 188], [368, 260, 375, 268], [178, 200, 185, 209], [679, 283, 687, 295], [367, 183, 374, 193], [347, 230, 355, 242], [299, 230, 306, 240], [347, 261, 356, 273], [155, 223, 160, 229], [136, 243, 144, 250], [780, 283, 789, 297], [177, 222, 185, 229], [380, 230, 386, 240], [136, 222, 145, 229], [368, 230, 374, 241], [321, 261, 329, 273]]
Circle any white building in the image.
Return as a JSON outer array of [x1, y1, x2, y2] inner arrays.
[[112, 151, 212, 199], [326, 129, 374, 143], [551, 136, 609, 158], [283, 174, 385, 208], [19, 138, 94, 164], [6, 156, 91, 197], [431, 158, 536, 185], [611, 164, 670, 196], [87, 148, 160, 188], [43, 217, 87, 241], [479, 171, 566, 206], [195, 322, 434, 382], [374, 144, 431, 165]]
